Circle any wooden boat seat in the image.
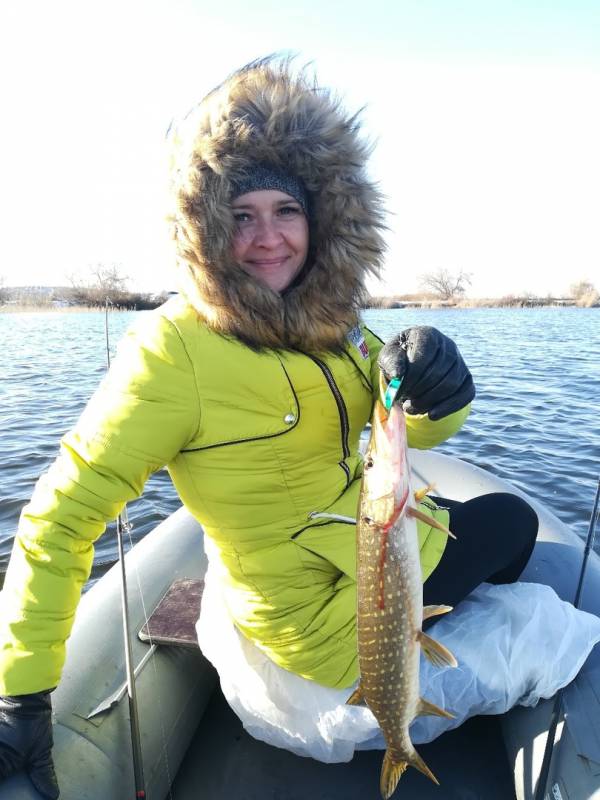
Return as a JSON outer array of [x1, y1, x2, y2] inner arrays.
[[138, 578, 204, 648]]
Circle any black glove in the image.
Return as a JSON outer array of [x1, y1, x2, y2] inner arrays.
[[0, 691, 59, 799], [378, 326, 475, 421]]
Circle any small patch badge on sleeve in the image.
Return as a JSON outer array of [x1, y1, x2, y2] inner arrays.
[[347, 325, 369, 359]]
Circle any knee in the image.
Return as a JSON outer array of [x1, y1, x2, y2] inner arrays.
[[496, 492, 539, 547], [486, 493, 539, 582], [468, 491, 539, 550]]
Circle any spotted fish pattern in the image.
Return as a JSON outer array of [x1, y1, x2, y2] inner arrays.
[[349, 401, 457, 798]]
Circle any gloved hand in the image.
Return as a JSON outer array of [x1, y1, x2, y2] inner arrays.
[[0, 691, 59, 799], [378, 326, 475, 421]]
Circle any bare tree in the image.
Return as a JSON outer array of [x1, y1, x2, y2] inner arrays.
[[419, 269, 472, 301], [89, 264, 129, 294], [0, 275, 6, 304], [67, 263, 130, 306], [570, 279, 599, 308], [570, 279, 596, 300]]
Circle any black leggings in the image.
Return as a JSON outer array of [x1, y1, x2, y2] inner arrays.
[[422, 493, 538, 621]]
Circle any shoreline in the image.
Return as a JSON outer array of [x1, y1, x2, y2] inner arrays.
[[365, 297, 598, 310], [0, 303, 160, 314], [1, 297, 598, 314]]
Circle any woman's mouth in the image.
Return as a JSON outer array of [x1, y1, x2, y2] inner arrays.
[[247, 257, 289, 268]]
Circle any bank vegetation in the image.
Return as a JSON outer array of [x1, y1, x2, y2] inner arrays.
[[0, 265, 170, 312], [366, 271, 599, 309]]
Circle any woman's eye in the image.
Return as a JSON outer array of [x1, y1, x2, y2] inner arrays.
[[278, 205, 301, 216], [233, 212, 251, 223]]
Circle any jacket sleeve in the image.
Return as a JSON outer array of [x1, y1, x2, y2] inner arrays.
[[362, 326, 471, 449], [0, 312, 200, 695]]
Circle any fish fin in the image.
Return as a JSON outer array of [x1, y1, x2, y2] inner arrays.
[[409, 748, 440, 786], [417, 630, 458, 668], [346, 684, 365, 706], [381, 747, 440, 793], [380, 750, 409, 799], [407, 506, 457, 540], [422, 604, 453, 622], [414, 483, 436, 502], [417, 696, 455, 719]]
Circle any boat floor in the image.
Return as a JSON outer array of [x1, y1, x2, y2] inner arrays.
[[169, 685, 517, 800]]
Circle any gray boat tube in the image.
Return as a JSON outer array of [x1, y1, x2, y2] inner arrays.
[[0, 504, 216, 800], [1, 451, 599, 799]]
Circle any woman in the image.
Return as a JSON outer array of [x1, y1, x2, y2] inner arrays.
[[0, 57, 537, 798]]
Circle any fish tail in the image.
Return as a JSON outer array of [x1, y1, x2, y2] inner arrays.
[[380, 747, 439, 798], [380, 750, 408, 799]]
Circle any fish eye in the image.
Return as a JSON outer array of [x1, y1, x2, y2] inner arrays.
[[365, 457, 374, 469], [362, 515, 374, 525]]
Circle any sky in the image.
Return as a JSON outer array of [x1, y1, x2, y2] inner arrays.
[[1, 0, 599, 298]]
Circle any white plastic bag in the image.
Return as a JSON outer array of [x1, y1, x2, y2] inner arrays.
[[196, 547, 600, 764]]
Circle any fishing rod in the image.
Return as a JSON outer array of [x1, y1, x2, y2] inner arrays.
[[105, 299, 147, 800], [534, 474, 600, 800]]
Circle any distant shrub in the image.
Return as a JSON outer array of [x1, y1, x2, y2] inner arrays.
[[495, 294, 548, 308], [0, 285, 170, 312], [365, 296, 406, 309], [364, 292, 440, 309], [575, 290, 600, 308], [9, 289, 54, 307], [570, 280, 597, 301], [61, 287, 168, 310], [61, 264, 167, 309]]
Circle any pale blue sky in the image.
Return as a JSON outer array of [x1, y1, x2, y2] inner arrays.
[[1, 0, 599, 297]]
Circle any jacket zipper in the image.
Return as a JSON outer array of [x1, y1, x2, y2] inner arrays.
[[306, 354, 351, 485]]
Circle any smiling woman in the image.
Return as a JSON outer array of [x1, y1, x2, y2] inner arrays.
[[231, 189, 309, 294]]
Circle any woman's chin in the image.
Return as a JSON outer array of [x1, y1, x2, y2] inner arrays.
[[243, 265, 301, 294]]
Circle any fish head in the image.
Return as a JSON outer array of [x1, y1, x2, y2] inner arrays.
[[362, 401, 410, 526]]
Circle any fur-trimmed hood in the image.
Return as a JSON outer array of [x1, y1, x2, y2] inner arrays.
[[167, 57, 386, 352]]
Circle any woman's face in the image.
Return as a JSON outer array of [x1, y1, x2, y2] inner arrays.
[[231, 190, 309, 294]]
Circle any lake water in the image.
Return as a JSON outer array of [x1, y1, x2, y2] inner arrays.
[[1, 307, 599, 585]]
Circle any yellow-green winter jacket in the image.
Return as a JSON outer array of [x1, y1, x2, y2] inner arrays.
[[0, 298, 469, 694]]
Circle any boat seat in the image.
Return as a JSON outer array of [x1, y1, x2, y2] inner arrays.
[[138, 577, 204, 648]]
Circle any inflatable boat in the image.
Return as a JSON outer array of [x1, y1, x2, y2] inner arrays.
[[1, 451, 599, 800]]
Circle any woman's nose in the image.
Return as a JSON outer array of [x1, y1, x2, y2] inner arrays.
[[254, 218, 283, 247]]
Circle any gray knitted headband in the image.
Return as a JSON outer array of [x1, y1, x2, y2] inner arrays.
[[230, 164, 309, 216]]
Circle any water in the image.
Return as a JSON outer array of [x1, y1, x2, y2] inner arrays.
[[1, 310, 180, 584], [1, 307, 599, 586]]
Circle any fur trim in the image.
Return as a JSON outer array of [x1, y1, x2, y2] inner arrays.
[[167, 56, 387, 352]]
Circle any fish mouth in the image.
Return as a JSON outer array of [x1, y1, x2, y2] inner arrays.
[[363, 401, 408, 516]]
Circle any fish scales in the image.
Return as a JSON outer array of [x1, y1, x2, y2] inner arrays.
[[352, 400, 457, 798]]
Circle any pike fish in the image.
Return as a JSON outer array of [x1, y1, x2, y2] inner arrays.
[[348, 399, 457, 798]]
